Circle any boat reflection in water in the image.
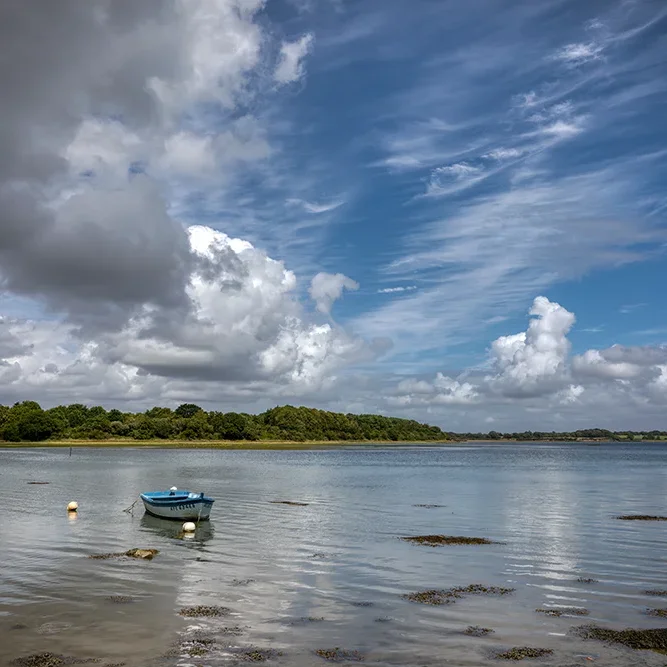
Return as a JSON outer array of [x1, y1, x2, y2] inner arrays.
[[139, 512, 215, 544]]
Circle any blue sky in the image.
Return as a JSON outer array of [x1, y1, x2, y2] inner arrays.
[[0, 0, 666, 430]]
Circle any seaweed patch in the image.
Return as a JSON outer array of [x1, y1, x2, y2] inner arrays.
[[401, 534, 499, 546], [464, 626, 495, 637], [495, 647, 553, 660], [178, 605, 231, 618], [572, 624, 667, 653], [270, 501, 309, 506], [536, 607, 589, 617], [617, 515, 667, 521], [315, 648, 364, 662], [575, 577, 598, 584]]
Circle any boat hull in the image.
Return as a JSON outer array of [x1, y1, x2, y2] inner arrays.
[[141, 496, 213, 521]]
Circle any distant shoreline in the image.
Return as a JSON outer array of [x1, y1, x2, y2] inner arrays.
[[1, 438, 665, 449]]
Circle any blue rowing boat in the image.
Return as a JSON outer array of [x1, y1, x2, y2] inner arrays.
[[140, 487, 214, 520]]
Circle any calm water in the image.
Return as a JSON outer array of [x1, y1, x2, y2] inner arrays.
[[2, 443, 667, 666]]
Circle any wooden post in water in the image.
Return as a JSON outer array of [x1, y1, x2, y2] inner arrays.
[[69, 446, 72, 457]]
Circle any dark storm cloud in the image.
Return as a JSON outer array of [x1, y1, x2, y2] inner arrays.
[[0, 1, 193, 327]]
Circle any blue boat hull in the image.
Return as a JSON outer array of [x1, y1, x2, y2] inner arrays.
[[140, 490, 214, 521]]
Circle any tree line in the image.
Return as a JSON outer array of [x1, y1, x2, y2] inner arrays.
[[0, 401, 450, 442], [0, 401, 664, 442]]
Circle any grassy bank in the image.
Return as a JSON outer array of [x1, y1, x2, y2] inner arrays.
[[0, 438, 454, 450]]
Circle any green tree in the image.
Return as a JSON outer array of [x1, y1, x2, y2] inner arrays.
[[175, 403, 203, 418]]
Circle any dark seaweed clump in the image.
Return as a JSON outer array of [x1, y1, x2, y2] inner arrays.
[[572, 624, 667, 653], [27, 481, 50, 485], [179, 605, 231, 618], [105, 595, 134, 604], [401, 534, 498, 546], [646, 608, 667, 618], [464, 626, 495, 637], [270, 501, 309, 506], [11, 656, 100, 667], [404, 584, 514, 606], [403, 589, 459, 605], [413, 504, 445, 508], [315, 648, 364, 662], [351, 601, 374, 607], [495, 647, 553, 660], [617, 515, 667, 521], [240, 649, 283, 662], [645, 590, 667, 597], [576, 577, 598, 584], [536, 607, 589, 617], [88, 549, 159, 560], [232, 578, 256, 586]]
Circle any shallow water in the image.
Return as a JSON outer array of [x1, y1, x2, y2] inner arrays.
[[1, 443, 667, 666]]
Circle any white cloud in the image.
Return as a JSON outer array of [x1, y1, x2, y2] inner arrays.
[[486, 296, 575, 397], [553, 42, 604, 65], [484, 148, 525, 160], [309, 272, 359, 315], [391, 372, 478, 406], [286, 198, 344, 213], [377, 286, 417, 294], [274, 34, 315, 84]]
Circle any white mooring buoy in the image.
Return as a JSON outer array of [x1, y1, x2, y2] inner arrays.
[[67, 501, 78, 512], [182, 521, 196, 532]]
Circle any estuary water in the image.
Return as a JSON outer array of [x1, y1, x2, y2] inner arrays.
[[1, 443, 667, 666]]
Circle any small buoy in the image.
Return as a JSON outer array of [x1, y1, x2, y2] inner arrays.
[[183, 521, 196, 532], [67, 501, 78, 512]]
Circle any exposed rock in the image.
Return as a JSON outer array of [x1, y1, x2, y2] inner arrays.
[[124, 548, 158, 560]]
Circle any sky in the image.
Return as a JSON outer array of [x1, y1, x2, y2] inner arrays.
[[0, 0, 666, 432]]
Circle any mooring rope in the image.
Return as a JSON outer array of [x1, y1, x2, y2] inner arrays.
[[123, 499, 138, 514]]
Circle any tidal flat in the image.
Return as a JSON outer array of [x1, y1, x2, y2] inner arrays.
[[2, 442, 667, 667]]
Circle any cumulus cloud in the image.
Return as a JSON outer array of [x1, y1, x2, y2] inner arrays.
[[274, 34, 314, 84], [309, 272, 359, 315], [486, 296, 575, 397], [391, 373, 478, 406]]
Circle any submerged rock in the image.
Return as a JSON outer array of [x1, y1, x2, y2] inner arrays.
[[315, 648, 364, 662], [617, 515, 667, 521], [401, 534, 498, 546], [572, 624, 667, 653], [536, 607, 589, 617], [464, 626, 495, 637], [495, 647, 553, 660], [179, 605, 231, 618], [105, 595, 134, 604]]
